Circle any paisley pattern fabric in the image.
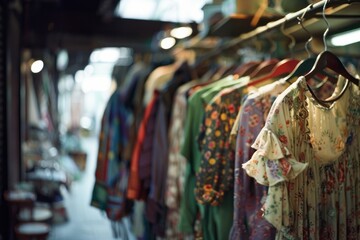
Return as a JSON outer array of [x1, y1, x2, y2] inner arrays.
[[243, 76, 360, 240]]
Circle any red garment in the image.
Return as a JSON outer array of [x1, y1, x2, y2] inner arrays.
[[127, 92, 159, 200]]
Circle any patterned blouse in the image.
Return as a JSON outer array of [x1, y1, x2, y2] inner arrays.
[[195, 82, 250, 206], [230, 81, 290, 240], [243, 76, 360, 240]]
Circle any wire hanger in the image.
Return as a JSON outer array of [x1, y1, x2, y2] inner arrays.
[[233, 61, 260, 77], [280, 16, 296, 58], [248, 58, 300, 87], [235, 36, 265, 77], [249, 58, 279, 79], [304, 0, 360, 106], [287, 4, 336, 85], [232, 46, 262, 77], [238, 36, 279, 79], [246, 19, 304, 83], [242, 20, 300, 86], [298, 4, 316, 58], [281, 4, 318, 82]]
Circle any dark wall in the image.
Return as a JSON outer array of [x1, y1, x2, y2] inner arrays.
[[0, 1, 8, 239], [0, 0, 22, 239]]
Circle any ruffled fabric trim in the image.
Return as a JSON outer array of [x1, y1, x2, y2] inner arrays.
[[242, 128, 308, 186]]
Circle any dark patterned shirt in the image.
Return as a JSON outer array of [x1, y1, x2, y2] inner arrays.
[[195, 82, 249, 206]]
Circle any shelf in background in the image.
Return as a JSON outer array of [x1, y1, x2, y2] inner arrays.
[[284, 2, 360, 42], [208, 13, 283, 37]]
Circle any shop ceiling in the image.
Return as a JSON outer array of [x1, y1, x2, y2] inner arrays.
[[23, 0, 360, 54], [22, 0, 198, 52]]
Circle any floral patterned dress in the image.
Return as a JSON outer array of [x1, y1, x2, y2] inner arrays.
[[230, 80, 291, 240], [243, 76, 360, 240]]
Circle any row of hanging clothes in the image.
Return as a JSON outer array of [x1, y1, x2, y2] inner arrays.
[[91, 2, 360, 240]]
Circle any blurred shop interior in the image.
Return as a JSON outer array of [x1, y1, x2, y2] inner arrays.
[[1, 0, 360, 239]]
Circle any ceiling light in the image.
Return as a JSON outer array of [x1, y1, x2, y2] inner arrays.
[[160, 37, 176, 50], [170, 26, 193, 39], [31, 60, 44, 73], [90, 48, 120, 63], [81, 76, 112, 93], [115, 0, 205, 23], [90, 47, 132, 63], [56, 50, 68, 71], [329, 28, 360, 47], [89, 48, 116, 63]]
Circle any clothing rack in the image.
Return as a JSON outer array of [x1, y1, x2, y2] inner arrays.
[[196, 0, 360, 63]]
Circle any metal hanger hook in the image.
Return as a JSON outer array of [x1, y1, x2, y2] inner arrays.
[[280, 19, 296, 56], [322, 0, 330, 51], [297, 4, 315, 57]]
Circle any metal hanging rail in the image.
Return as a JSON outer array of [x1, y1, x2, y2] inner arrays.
[[196, 0, 360, 63]]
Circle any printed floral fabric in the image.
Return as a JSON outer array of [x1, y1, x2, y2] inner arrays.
[[164, 81, 199, 239], [243, 76, 360, 240], [179, 76, 235, 234], [195, 84, 247, 206], [230, 81, 291, 240]]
